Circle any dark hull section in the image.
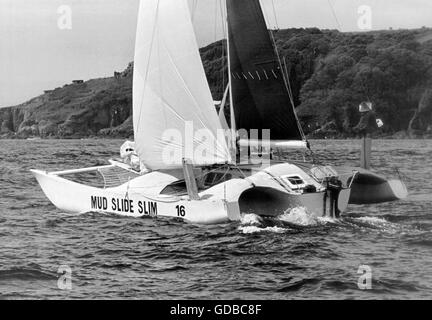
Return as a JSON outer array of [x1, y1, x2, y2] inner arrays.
[[335, 167, 408, 205], [238, 186, 351, 218]]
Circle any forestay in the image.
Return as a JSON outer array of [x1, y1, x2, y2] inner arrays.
[[133, 0, 231, 170]]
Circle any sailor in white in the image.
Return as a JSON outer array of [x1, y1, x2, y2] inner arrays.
[[120, 141, 141, 172]]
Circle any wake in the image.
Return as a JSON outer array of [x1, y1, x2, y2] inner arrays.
[[238, 207, 417, 235]]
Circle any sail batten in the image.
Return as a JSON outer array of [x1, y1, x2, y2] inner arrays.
[[226, 0, 305, 142], [133, 0, 231, 170]]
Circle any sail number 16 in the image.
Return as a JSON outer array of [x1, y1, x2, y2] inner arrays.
[[176, 205, 186, 217]]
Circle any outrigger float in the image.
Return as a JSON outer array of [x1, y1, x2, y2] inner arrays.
[[32, 0, 407, 225]]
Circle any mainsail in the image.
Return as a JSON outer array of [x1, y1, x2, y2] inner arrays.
[[133, 0, 231, 170], [226, 0, 306, 143]]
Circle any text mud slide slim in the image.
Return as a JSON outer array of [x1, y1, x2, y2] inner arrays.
[[90, 196, 158, 215]]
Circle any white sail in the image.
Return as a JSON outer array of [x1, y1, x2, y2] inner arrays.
[[133, 0, 231, 170]]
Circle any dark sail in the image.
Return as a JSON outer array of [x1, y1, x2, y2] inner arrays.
[[227, 0, 304, 141]]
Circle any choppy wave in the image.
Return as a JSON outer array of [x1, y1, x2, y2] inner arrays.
[[239, 225, 287, 234], [237, 207, 422, 236], [240, 213, 263, 226], [342, 215, 421, 236], [279, 207, 320, 226], [238, 214, 286, 234], [1, 139, 432, 299], [238, 207, 338, 234], [0, 267, 57, 281]]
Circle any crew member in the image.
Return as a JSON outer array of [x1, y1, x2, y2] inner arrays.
[[120, 141, 141, 172], [353, 102, 384, 169], [354, 102, 380, 137]]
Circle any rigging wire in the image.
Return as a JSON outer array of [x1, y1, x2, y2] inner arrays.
[[211, 0, 228, 101], [191, 0, 199, 23], [265, 0, 306, 141], [283, 56, 296, 109], [261, 0, 279, 30], [270, 28, 307, 141], [260, 0, 272, 29], [271, 0, 279, 30], [218, 0, 227, 99], [214, 0, 218, 43], [327, 0, 342, 30]]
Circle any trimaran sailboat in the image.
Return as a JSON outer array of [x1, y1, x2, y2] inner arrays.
[[31, 0, 407, 224]]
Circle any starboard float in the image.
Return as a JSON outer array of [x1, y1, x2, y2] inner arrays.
[[32, 0, 405, 225]]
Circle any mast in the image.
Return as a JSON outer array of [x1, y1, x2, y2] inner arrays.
[[224, 0, 237, 158]]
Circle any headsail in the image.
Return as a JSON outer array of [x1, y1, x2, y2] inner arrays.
[[133, 0, 231, 170], [226, 0, 306, 143]]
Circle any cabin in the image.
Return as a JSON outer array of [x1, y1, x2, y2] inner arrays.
[[44, 90, 53, 94], [72, 80, 84, 85]]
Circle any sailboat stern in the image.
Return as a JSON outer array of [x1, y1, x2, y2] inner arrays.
[[227, 163, 352, 219]]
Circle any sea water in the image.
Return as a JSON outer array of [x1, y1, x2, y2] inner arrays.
[[0, 139, 431, 299]]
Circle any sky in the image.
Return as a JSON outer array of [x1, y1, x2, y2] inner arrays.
[[1, 0, 432, 107]]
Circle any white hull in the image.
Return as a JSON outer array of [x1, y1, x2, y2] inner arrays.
[[31, 162, 352, 225], [31, 169, 235, 224]]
